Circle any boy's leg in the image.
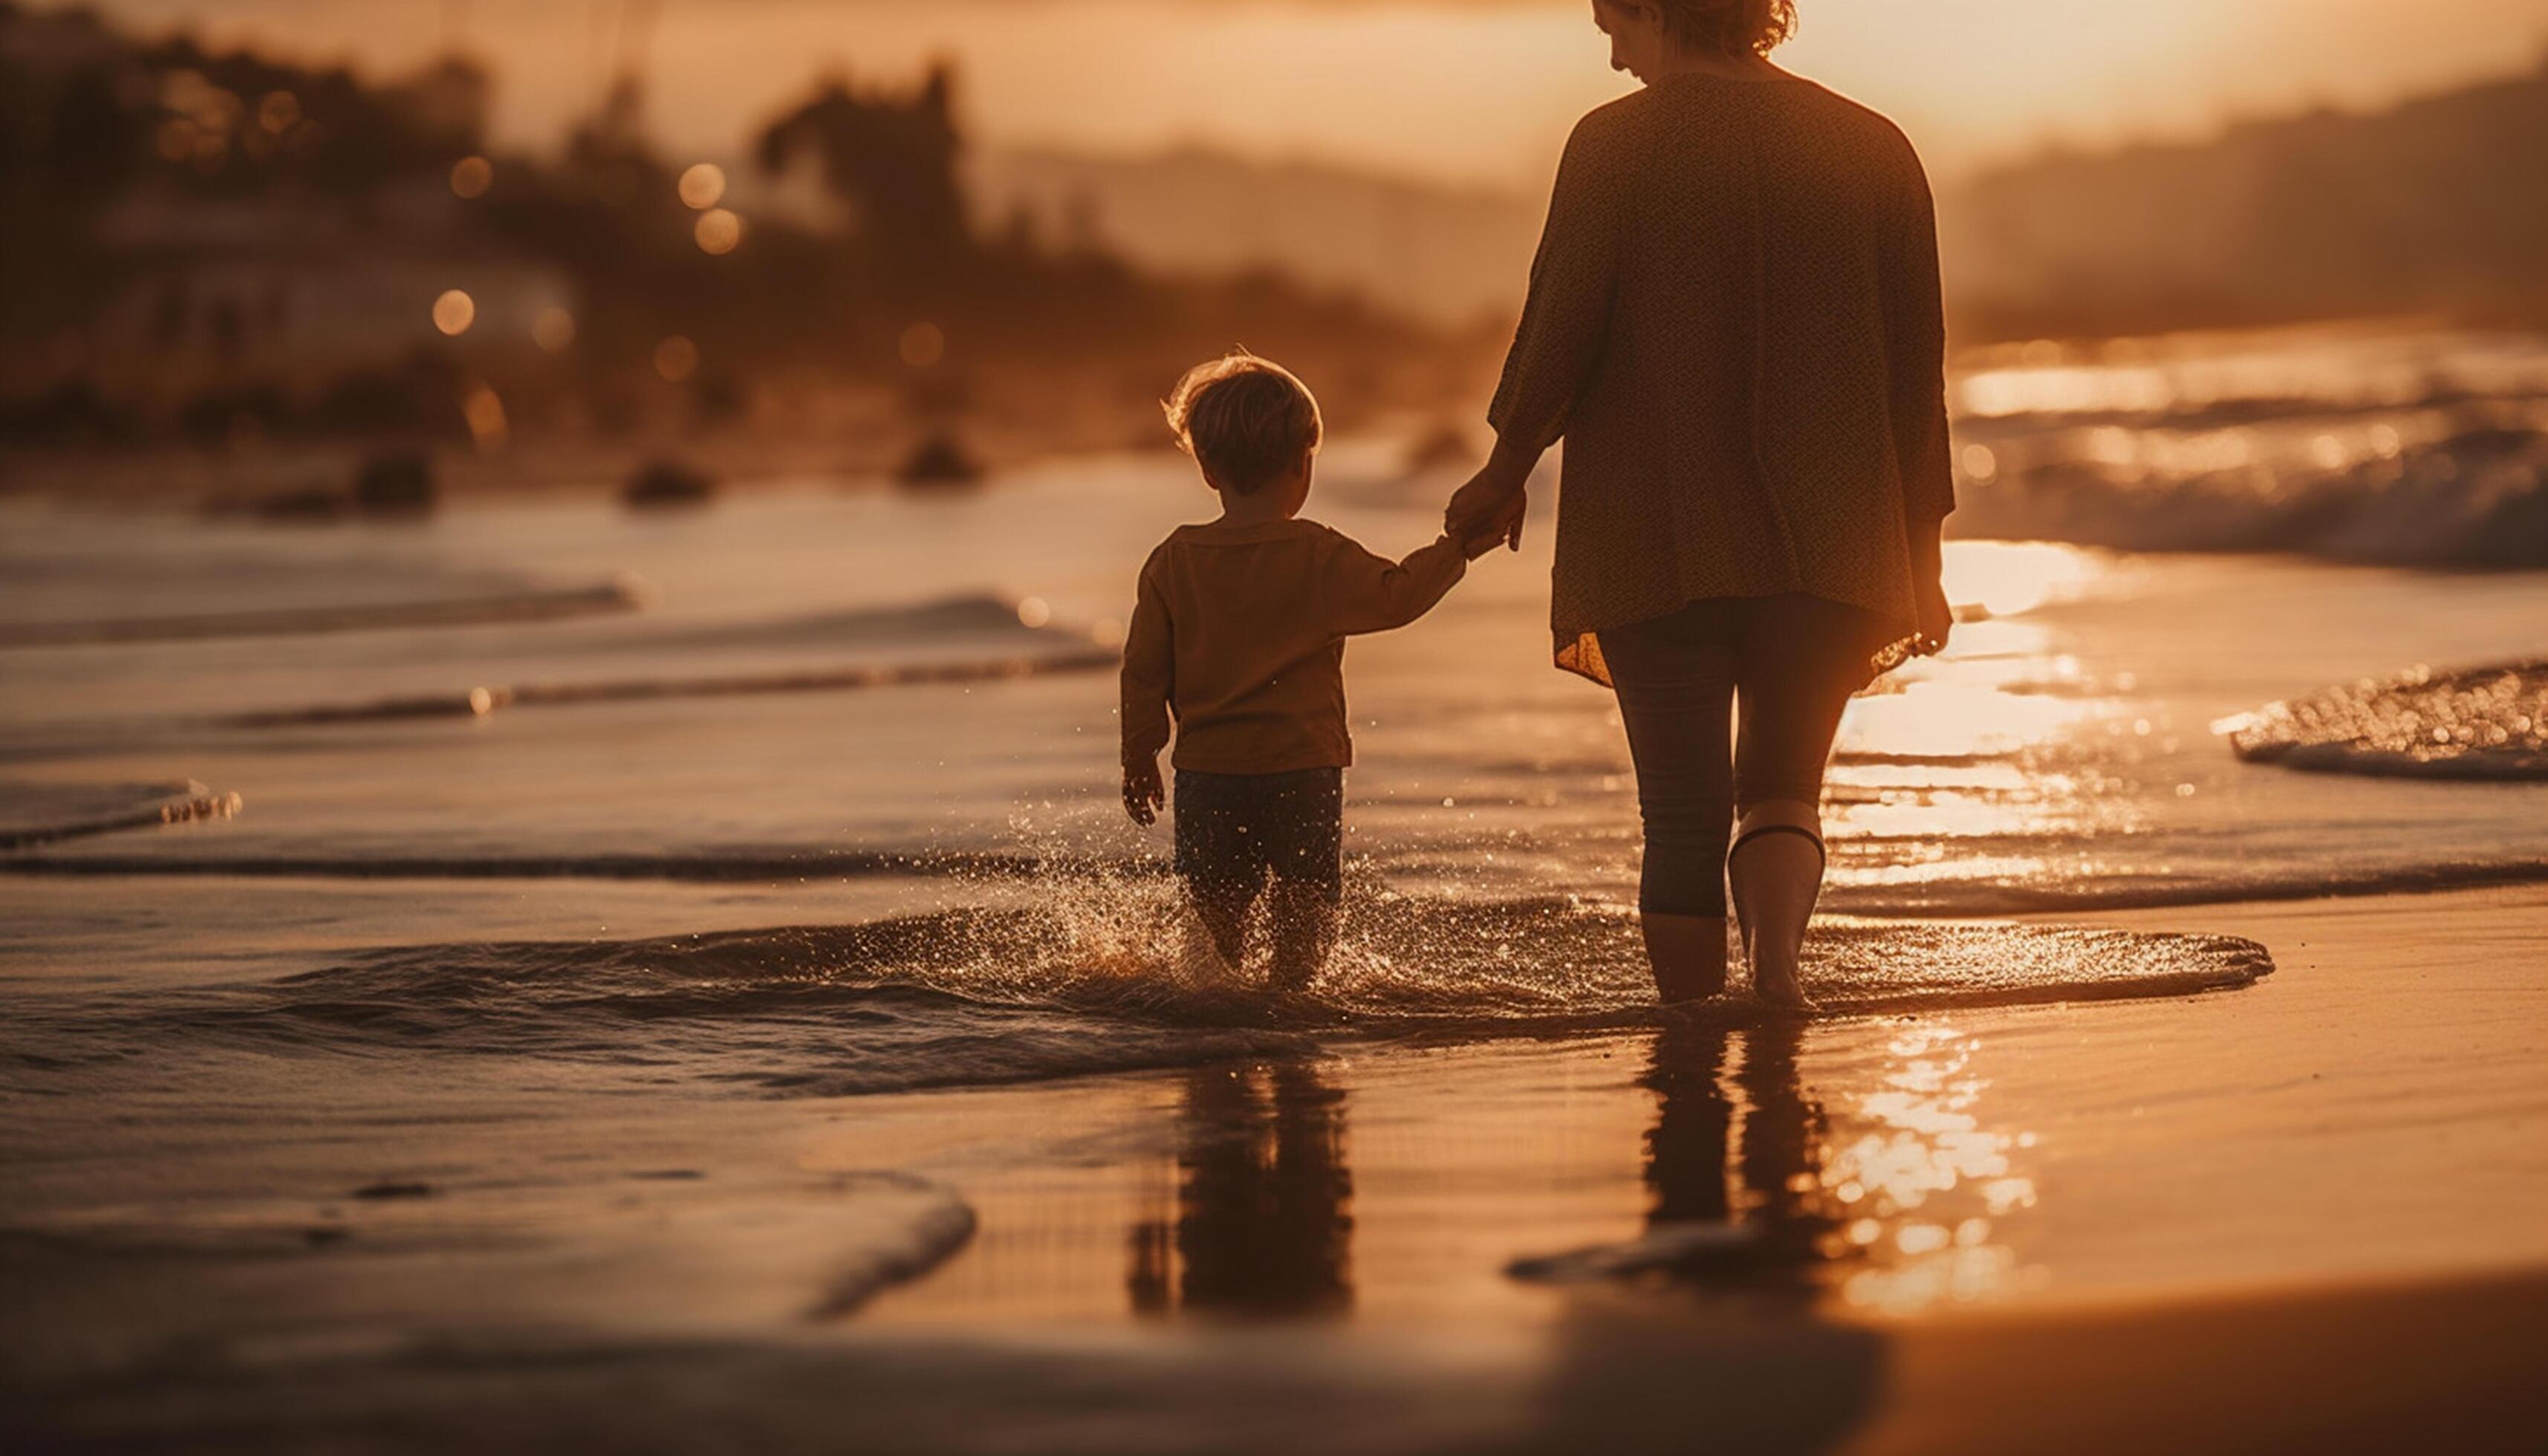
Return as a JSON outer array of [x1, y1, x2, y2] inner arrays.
[[1186, 869, 1258, 970], [1265, 881, 1338, 992], [1263, 769, 1345, 992], [1174, 770, 1265, 969]]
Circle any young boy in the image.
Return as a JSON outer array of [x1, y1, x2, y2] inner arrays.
[[1120, 351, 1498, 989]]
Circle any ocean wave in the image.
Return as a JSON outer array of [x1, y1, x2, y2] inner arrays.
[[2223, 660, 2548, 781], [1822, 857, 2548, 914], [0, 579, 641, 649], [0, 778, 242, 849], [22, 887, 2269, 1097], [802, 1174, 980, 1321], [194, 593, 1120, 726], [0, 847, 1087, 881], [1967, 382, 2548, 440], [1952, 423, 2548, 566], [13, 841, 2547, 917], [218, 647, 1120, 727]]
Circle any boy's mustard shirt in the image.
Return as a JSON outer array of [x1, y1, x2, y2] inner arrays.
[[1120, 517, 1467, 775]]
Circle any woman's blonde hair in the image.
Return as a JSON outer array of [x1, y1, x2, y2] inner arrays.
[[1651, 0, 1798, 57]]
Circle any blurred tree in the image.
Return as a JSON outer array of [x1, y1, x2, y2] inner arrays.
[[755, 64, 972, 284]]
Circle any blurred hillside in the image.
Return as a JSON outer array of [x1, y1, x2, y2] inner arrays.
[[973, 148, 1543, 329], [996, 54, 2548, 342], [1943, 51, 2548, 337]]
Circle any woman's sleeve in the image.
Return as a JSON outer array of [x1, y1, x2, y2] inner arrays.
[[1882, 146, 1957, 524], [1486, 115, 1623, 452]]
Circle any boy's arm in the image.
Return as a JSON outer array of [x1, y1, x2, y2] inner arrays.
[[1119, 561, 1173, 825], [1323, 530, 1469, 637]]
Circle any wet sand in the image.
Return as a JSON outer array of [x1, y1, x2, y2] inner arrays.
[[7, 884, 2544, 1451]]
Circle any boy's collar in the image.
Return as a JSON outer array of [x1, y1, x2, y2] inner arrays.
[[1183, 516, 1320, 539]]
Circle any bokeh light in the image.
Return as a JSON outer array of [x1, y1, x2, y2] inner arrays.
[[463, 384, 508, 449], [532, 306, 577, 353], [900, 321, 946, 368], [449, 155, 494, 199], [654, 334, 701, 382], [677, 163, 727, 209], [693, 208, 742, 255], [431, 289, 475, 337]]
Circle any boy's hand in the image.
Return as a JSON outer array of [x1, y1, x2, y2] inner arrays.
[[1457, 523, 1511, 561], [1122, 757, 1165, 826]]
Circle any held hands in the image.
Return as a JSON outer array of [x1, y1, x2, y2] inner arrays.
[[1122, 755, 1165, 827], [1456, 519, 1515, 561], [1445, 453, 1531, 556]]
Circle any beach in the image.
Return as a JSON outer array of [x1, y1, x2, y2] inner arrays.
[[7, 883, 2544, 1450], [6, 322, 2548, 1449]]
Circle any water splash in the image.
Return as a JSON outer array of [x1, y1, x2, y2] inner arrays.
[[38, 874, 2271, 1097]]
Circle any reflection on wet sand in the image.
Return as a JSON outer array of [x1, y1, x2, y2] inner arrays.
[[1611, 1020, 1847, 1296], [1826, 1024, 2044, 1314], [1128, 1060, 1354, 1317], [883, 1020, 2038, 1325], [1507, 1018, 2034, 1310]]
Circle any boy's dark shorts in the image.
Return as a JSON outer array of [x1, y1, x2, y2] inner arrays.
[[1172, 767, 1343, 903]]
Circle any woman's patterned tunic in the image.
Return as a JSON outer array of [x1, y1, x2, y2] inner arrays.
[[1489, 71, 1955, 686]]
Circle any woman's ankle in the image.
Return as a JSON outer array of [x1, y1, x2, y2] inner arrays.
[[1641, 912, 1729, 1002]]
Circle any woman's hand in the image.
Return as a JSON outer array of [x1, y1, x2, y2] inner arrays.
[[1446, 438, 1539, 553], [1450, 483, 1527, 555], [1910, 518, 1952, 655], [1912, 574, 1953, 656]]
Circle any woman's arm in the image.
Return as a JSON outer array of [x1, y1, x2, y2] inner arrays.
[[1881, 141, 1955, 652], [1880, 147, 1953, 522], [1457, 110, 1624, 548]]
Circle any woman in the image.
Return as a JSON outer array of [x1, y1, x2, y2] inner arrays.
[[1447, 0, 1954, 1010]]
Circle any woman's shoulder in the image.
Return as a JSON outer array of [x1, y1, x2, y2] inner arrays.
[[1778, 77, 1927, 169], [1570, 77, 1919, 157], [1562, 91, 1657, 155]]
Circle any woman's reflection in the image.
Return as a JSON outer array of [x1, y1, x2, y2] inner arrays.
[[1641, 1018, 1842, 1296], [1127, 1058, 1353, 1317]]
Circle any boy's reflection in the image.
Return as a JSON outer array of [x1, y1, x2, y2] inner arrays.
[[1642, 1018, 1841, 1295], [1127, 1059, 1353, 1317]]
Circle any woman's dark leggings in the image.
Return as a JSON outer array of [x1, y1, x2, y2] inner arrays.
[[1598, 595, 1878, 918]]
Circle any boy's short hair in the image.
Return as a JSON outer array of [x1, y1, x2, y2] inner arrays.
[[1163, 351, 1323, 495]]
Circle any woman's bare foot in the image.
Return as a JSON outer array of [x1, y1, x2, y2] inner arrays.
[[1751, 960, 1818, 1014], [1728, 801, 1827, 1015]]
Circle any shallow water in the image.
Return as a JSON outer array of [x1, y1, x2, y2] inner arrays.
[[1949, 325, 2548, 567], [4, 442, 2544, 916], [3, 325, 2546, 1356], [5, 882, 2267, 1098]]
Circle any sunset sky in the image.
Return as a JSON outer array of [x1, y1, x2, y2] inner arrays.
[[81, 0, 2548, 188]]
